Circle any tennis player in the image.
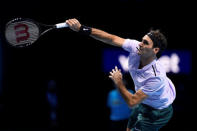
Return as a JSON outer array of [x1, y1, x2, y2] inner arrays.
[[66, 18, 176, 131]]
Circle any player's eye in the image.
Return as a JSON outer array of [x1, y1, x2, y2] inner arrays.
[[142, 40, 149, 45]]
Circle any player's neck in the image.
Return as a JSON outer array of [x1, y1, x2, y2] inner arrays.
[[139, 56, 156, 69]]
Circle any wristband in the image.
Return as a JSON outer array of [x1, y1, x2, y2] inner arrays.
[[79, 25, 92, 36]]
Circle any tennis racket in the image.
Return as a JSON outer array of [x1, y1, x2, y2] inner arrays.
[[5, 18, 68, 48]]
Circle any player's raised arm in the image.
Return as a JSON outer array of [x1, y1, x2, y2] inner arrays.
[[66, 18, 125, 47]]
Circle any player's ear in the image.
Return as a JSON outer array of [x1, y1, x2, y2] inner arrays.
[[153, 47, 160, 54]]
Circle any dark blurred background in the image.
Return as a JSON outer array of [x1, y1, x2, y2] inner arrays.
[[0, 0, 195, 130]]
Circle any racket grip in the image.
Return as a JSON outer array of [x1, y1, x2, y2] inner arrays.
[[56, 23, 68, 28]]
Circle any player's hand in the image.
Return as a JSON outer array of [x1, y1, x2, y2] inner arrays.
[[66, 18, 81, 32], [109, 66, 123, 86]]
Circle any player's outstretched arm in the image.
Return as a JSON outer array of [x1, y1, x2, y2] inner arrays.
[[90, 28, 125, 47], [66, 18, 125, 47]]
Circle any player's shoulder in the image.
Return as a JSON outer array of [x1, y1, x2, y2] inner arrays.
[[155, 59, 167, 75], [122, 39, 140, 53], [123, 39, 140, 45]]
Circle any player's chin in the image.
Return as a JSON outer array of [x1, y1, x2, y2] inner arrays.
[[137, 51, 142, 55]]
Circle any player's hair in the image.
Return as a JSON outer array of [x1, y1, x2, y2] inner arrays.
[[148, 29, 168, 58]]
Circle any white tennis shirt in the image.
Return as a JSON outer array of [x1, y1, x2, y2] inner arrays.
[[122, 39, 176, 109]]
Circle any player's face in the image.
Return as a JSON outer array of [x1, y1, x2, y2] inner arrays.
[[137, 35, 155, 58]]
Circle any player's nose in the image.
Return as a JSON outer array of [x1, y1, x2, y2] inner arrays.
[[139, 42, 143, 48]]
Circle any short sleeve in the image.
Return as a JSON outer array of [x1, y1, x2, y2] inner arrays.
[[122, 39, 140, 53], [140, 76, 164, 96]]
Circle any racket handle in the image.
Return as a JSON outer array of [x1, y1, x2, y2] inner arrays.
[[56, 23, 68, 28]]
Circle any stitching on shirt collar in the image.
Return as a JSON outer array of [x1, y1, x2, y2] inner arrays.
[[152, 65, 157, 76]]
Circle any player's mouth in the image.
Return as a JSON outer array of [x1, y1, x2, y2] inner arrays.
[[136, 47, 141, 54]]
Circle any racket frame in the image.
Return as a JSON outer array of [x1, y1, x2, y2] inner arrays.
[[5, 18, 56, 48]]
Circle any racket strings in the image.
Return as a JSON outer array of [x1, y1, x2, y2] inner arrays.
[[5, 18, 66, 48], [5, 20, 40, 47]]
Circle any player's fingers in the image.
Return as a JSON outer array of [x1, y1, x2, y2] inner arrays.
[[69, 19, 76, 25], [66, 20, 75, 26], [72, 18, 79, 24], [70, 19, 81, 30], [70, 19, 79, 26], [74, 18, 80, 24], [109, 76, 113, 79], [115, 66, 118, 71], [66, 20, 71, 25]]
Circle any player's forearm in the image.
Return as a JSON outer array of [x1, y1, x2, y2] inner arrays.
[[116, 82, 135, 108], [90, 28, 114, 45], [90, 28, 124, 47], [66, 19, 124, 46]]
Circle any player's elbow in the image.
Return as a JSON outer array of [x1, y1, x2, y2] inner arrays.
[[128, 100, 138, 108], [97, 34, 115, 45], [107, 34, 116, 44], [111, 35, 124, 47]]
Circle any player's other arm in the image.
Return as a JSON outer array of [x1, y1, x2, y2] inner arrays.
[[109, 66, 148, 108], [66, 18, 125, 47]]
